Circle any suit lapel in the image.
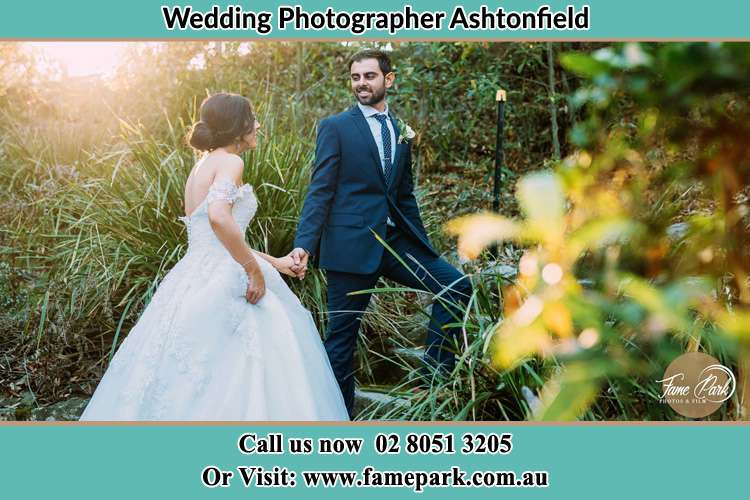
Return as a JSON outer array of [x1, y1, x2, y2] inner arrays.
[[349, 106, 386, 187], [390, 115, 405, 184]]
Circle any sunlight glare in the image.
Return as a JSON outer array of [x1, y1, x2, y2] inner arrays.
[[27, 42, 130, 77]]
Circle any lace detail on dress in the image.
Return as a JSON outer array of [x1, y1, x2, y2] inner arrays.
[[206, 178, 253, 205], [180, 180, 257, 253]]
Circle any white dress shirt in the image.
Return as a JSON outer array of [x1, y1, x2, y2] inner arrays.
[[357, 102, 398, 227], [357, 102, 397, 175]]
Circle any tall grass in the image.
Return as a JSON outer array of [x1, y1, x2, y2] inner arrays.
[[355, 260, 712, 422], [0, 98, 337, 387], [352, 245, 547, 421]]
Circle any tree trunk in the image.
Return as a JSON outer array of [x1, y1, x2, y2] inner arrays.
[[559, 43, 576, 130], [546, 43, 561, 160]]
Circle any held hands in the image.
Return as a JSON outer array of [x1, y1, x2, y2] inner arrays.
[[271, 248, 309, 280], [288, 248, 309, 280], [274, 255, 300, 277]]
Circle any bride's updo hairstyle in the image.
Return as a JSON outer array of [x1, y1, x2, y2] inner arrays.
[[188, 93, 255, 152]]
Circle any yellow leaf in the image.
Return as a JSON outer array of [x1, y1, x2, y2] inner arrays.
[[445, 212, 520, 260], [502, 285, 525, 318], [493, 321, 550, 369], [543, 301, 573, 338], [716, 309, 750, 339]]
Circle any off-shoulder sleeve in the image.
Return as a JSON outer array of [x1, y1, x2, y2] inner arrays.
[[206, 178, 240, 205]]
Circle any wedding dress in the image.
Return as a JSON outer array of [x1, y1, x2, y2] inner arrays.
[[80, 180, 348, 421]]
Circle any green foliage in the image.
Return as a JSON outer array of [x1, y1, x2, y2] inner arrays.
[[443, 42, 749, 420], [105, 41, 589, 176], [0, 43, 38, 112]]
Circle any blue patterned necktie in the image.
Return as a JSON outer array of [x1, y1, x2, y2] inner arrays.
[[374, 113, 393, 184]]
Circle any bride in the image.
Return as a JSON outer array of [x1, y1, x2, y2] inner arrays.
[[80, 93, 348, 421]]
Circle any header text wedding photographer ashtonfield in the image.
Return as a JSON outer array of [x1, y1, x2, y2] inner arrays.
[[161, 5, 591, 35]]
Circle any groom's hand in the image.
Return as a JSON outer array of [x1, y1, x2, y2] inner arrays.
[[289, 248, 309, 279]]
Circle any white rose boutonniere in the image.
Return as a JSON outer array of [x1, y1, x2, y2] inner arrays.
[[397, 118, 416, 144]]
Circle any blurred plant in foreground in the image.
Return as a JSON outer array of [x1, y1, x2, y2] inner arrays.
[[448, 42, 750, 420]]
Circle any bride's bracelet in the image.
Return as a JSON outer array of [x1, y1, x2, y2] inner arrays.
[[241, 257, 256, 272]]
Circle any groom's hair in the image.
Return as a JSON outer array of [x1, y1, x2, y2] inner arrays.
[[348, 49, 392, 76]]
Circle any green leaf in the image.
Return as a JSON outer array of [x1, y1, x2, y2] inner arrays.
[[533, 361, 608, 421], [567, 218, 638, 257], [560, 52, 612, 78]]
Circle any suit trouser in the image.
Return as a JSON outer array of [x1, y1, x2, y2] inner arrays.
[[324, 226, 473, 417]]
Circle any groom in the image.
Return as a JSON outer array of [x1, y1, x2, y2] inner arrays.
[[291, 49, 472, 416]]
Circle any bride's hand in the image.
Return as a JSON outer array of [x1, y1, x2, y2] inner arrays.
[[245, 266, 266, 304], [273, 255, 299, 277]]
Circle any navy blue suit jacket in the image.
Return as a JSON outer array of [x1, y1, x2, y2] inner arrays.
[[294, 105, 437, 275]]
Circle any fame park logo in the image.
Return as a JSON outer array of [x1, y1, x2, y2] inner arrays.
[[657, 352, 736, 418]]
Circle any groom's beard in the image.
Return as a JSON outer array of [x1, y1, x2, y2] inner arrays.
[[354, 85, 386, 107]]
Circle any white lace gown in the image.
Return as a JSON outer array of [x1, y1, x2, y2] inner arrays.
[[80, 180, 348, 421]]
